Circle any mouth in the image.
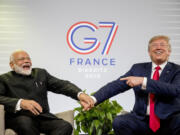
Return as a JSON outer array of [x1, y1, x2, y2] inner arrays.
[[22, 64, 31, 70], [154, 50, 163, 55]]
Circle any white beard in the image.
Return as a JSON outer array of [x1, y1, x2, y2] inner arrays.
[[13, 64, 32, 76]]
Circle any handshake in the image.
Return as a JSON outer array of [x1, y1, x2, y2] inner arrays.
[[78, 92, 95, 111]]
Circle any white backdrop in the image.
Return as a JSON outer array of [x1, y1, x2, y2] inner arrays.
[[0, 0, 180, 113]]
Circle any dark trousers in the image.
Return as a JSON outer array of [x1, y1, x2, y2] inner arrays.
[[112, 113, 180, 135], [5, 114, 73, 135]]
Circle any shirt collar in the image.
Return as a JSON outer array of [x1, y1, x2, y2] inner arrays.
[[12, 70, 33, 78], [152, 61, 168, 71]]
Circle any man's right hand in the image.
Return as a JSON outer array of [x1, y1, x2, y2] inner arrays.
[[20, 99, 43, 115]]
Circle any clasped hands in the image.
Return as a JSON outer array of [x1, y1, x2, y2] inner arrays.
[[78, 93, 95, 111]]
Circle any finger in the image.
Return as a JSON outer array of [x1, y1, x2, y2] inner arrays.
[[83, 106, 90, 111], [80, 94, 93, 106], [29, 104, 40, 115], [126, 80, 133, 87], [120, 77, 129, 81], [31, 107, 40, 115], [81, 101, 91, 111], [129, 82, 134, 87], [81, 101, 89, 109], [84, 108, 90, 111], [80, 101, 86, 107], [89, 98, 94, 107], [85, 95, 94, 106], [129, 83, 133, 87], [84, 98, 91, 106], [31, 101, 43, 113], [126, 80, 131, 85], [85, 98, 94, 108], [34, 104, 43, 113]]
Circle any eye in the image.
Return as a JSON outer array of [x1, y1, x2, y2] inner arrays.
[[16, 57, 31, 61]]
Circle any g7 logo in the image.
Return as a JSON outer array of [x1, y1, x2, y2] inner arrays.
[[66, 21, 118, 55]]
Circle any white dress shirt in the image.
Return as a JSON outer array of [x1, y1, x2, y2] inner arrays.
[[142, 61, 167, 115]]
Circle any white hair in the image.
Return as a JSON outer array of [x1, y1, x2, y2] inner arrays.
[[9, 49, 27, 63]]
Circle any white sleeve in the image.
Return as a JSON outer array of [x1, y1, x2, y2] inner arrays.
[[77, 92, 84, 98], [15, 99, 22, 112], [141, 77, 147, 90], [90, 96, 97, 104]]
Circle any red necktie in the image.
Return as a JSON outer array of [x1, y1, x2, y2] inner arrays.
[[149, 66, 161, 132]]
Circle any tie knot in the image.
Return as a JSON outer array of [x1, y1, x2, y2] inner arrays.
[[155, 66, 161, 71]]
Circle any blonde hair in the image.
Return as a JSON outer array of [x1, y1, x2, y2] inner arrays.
[[148, 35, 171, 51]]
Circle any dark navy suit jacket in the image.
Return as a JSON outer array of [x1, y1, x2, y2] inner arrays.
[[94, 62, 180, 119]]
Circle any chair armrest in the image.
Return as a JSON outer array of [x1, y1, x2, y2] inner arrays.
[[0, 104, 5, 135], [55, 110, 74, 127]]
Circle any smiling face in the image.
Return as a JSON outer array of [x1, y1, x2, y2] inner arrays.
[[148, 36, 171, 65], [10, 50, 32, 75]]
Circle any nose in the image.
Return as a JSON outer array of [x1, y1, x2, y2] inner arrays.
[[22, 57, 31, 64], [156, 44, 161, 49]]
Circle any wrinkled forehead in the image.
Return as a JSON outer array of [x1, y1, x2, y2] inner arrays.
[[13, 51, 30, 59]]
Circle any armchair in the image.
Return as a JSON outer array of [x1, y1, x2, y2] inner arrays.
[[0, 104, 74, 135]]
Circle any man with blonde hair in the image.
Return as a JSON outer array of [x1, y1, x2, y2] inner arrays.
[[87, 35, 180, 135]]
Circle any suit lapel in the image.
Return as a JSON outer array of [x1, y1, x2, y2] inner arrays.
[[159, 62, 172, 82], [144, 62, 152, 79]]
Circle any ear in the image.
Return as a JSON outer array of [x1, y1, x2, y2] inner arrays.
[[148, 50, 151, 56], [9, 62, 14, 70], [167, 49, 171, 57]]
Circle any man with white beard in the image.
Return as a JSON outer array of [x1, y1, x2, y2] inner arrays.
[[9, 51, 32, 76], [0, 50, 94, 135]]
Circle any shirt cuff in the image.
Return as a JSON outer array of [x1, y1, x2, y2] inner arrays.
[[90, 96, 97, 104], [141, 77, 147, 90], [15, 99, 22, 112], [77, 91, 84, 99]]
